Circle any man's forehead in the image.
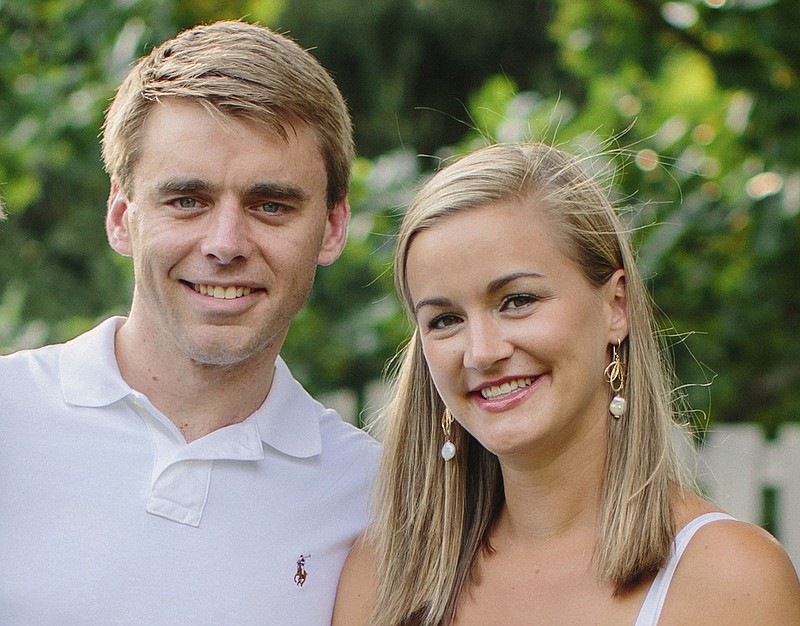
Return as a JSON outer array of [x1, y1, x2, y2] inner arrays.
[[127, 100, 328, 193]]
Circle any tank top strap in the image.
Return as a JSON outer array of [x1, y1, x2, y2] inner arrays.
[[634, 512, 736, 626]]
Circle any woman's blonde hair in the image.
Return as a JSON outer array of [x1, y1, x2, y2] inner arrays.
[[101, 20, 353, 208], [370, 142, 690, 624]]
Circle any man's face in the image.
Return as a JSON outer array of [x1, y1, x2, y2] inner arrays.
[[106, 99, 348, 367]]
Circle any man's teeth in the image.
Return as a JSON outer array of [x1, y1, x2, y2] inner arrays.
[[193, 284, 253, 299], [480, 378, 533, 400]]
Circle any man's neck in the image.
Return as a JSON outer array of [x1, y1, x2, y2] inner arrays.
[[113, 319, 277, 443]]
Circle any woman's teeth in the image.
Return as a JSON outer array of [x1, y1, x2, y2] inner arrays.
[[480, 377, 533, 400]]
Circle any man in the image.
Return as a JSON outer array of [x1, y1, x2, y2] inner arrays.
[[0, 21, 379, 624]]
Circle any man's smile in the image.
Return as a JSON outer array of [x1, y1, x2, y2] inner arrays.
[[190, 283, 258, 299]]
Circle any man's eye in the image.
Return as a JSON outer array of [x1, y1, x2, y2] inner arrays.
[[259, 201, 282, 214], [176, 197, 197, 208]]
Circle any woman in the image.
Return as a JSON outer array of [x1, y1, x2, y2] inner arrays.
[[333, 142, 800, 625]]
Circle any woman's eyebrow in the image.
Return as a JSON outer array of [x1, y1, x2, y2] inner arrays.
[[413, 296, 452, 316], [485, 272, 545, 294], [412, 273, 546, 315]]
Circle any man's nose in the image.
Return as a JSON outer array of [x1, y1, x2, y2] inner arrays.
[[200, 204, 253, 264]]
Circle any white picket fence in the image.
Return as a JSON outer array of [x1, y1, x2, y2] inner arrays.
[[325, 386, 800, 573], [700, 423, 800, 573]]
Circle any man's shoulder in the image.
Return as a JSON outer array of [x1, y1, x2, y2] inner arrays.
[[0, 318, 120, 402], [0, 343, 67, 418], [313, 412, 380, 515], [0, 318, 116, 368], [0, 341, 63, 378], [314, 404, 381, 481], [317, 408, 380, 454]]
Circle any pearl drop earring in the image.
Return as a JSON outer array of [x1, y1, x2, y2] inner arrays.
[[440, 408, 456, 461], [604, 339, 626, 419]]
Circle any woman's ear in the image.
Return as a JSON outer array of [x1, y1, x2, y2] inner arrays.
[[606, 269, 628, 342], [106, 181, 133, 257]]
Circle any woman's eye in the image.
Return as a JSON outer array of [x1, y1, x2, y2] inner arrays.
[[502, 294, 537, 310], [429, 314, 462, 330]]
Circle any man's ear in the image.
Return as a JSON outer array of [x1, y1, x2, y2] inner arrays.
[[106, 181, 133, 257], [606, 269, 628, 342], [317, 199, 350, 266]]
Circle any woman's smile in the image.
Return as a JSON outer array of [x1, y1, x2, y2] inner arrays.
[[471, 374, 542, 413]]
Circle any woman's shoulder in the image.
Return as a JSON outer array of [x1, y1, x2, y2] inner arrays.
[[662, 497, 800, 625], [331, 534, 378, 626]]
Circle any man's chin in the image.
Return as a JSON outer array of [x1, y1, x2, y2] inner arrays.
[[182, 338, 271, 369]]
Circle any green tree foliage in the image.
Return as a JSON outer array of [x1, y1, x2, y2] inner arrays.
[[1, 0, 798, 430], [276, 0, 574, 157]]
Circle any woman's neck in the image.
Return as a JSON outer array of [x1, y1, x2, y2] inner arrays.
[[494, 418, 609, 545]]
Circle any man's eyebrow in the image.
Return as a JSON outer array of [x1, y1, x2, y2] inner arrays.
[[247, 182, 309, 202], [154, 179, 310, 203], [156, 178, 215, 195]]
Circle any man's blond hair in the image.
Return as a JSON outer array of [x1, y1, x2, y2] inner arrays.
[[101, 20, 354, 208]]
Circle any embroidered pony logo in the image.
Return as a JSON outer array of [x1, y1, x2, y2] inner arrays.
[[294, 554, 310, 587]]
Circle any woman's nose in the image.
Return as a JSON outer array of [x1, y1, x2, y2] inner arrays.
[[462, 317, 514, 371]]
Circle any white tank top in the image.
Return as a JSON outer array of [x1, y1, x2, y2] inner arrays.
[[634, 512, 736, 625]]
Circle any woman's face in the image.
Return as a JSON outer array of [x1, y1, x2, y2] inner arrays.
[[405, 199, 627, 467]]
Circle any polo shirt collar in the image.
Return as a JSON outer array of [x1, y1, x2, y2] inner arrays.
[[250, 357, 322, 459], [60, 316, 130, 407], [60, 317, 322, 458]]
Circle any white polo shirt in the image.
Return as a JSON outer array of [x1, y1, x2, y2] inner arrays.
[[0, 317, 380, 625]]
